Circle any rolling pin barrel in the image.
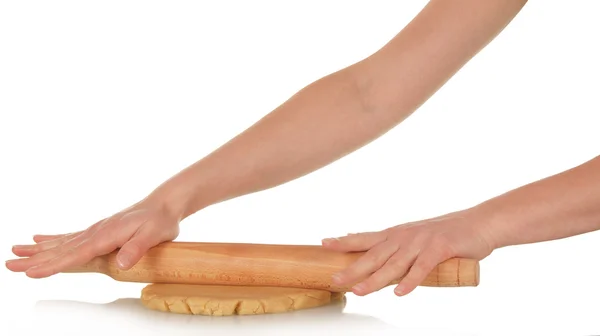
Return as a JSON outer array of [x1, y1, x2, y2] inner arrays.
[[64, 242, 479, 292]]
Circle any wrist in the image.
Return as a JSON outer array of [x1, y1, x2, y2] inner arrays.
[[145, 175, 216, 221], [466, 202, 508, 251], [470, 191, 535, 250]]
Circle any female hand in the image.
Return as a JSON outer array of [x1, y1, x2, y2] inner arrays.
[[321, 209, 495, 297], [6, 196, 181, 278]]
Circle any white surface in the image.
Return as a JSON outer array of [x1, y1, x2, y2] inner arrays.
[[1, 1, 599, 335]]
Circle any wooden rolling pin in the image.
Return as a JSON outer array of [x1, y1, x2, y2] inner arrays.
[[64, 241, 479, 292]]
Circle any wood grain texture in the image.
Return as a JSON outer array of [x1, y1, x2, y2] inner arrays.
[[63, 241, 479, 291]]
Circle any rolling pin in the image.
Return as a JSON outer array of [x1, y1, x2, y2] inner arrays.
[[64, 241, 479, 292]]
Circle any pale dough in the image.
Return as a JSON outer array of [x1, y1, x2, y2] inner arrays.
[[140, 283, 345, 316]]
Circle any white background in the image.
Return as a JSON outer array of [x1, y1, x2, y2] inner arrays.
[[1, 1, 599, 335]]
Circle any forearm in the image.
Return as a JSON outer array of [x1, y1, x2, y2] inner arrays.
[[477, 155, 600, 249], [153, 0, 528, 220], [158, 70, 370, 218]]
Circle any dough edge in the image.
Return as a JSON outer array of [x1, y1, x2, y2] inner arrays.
[[140, 284, 346, 316]]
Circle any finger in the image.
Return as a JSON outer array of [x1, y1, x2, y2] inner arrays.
[[33, 223, 99, 243], [9, 219, 109, 274], [25, 219, 139, 278], [332, 240, 398, 286], [117, 225, 168, 269], [13, 233, 84, 257], [6, 232, 92, 272], [25, 219, 140, 278], [25, 231, 120, 278], [5, 258, 25, 271], [322, 231, 387, 252], [351, 248, 417, 296], [13, 239, 63, 257], [33, 233, 74, 243], [394, 247, 445, 296]]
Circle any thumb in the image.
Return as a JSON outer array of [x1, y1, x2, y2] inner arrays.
[[116, 226, 163, 270], [321, 231, 387, 252]]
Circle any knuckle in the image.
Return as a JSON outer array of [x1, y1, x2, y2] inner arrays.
[[91, 219, 108, 232], [82, 244, 100, 258], [92, 233, 120, 254], [40, 241, 57, 252], [92, 222, 109, 235], [89, 238, 106, 253], [362, 251, 387, 267], [92, 226, 119, 246], [389, 254, 408, 268], [382, 226, 396, 234], [363, 252, 379, 264], [408, 261, 429, 276], [387, 246, 410, 261], [104, 226, 123, 246]]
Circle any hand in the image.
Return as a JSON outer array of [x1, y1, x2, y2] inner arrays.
[[321, 209, 495, 297], [6, 196, 180, 278]]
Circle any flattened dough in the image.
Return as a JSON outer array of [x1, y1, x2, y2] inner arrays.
[[140, 284, 345, 316]]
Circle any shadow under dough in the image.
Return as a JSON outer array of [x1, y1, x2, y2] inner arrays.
[[34, 297, 399, 334]]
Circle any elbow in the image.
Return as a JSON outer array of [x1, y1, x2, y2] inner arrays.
[[347, 60, 424, 124]]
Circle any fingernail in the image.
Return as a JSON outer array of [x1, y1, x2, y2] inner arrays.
[[322, 238, 338, 244], [394, 285, 405, 296], [117, 253, 131, 269], [352, 283, 365, 293]]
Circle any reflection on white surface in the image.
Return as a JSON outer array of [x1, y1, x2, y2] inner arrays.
[[34, 297, 401, 335]]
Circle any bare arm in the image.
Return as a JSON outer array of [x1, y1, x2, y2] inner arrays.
[[155, 0, 530, 220], [320, 154, 600, 297], [7, 0, 531, 277], [479, 155, 600, 249]]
